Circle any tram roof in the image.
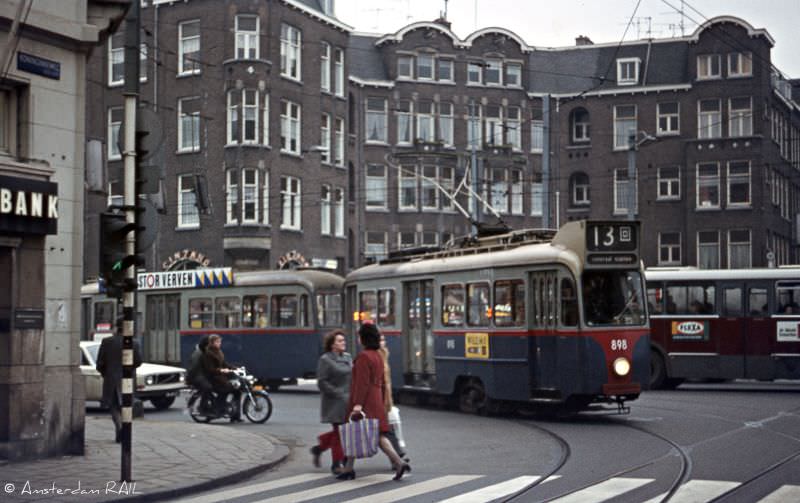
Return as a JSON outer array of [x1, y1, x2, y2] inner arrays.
[[645, 266, 800, 282], [346, 241, 582, 282]]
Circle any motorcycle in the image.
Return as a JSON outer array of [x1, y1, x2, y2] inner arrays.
[[187, 367, 273, 424]]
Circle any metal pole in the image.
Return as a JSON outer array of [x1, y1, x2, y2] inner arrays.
[[627, 133, 636, 221], [542, 95, 551, 228], [121, 1, 140, 482], [470, 99, 480, 234]]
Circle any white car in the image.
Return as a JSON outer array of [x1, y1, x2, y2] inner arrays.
[[80, 340, 186, 410]]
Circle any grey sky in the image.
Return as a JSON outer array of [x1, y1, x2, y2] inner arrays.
[[335, 0, 800, 78]]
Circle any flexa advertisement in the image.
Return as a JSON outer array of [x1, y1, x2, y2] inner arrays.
[[671, 320, 709, 341]]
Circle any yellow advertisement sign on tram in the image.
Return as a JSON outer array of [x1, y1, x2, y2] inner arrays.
[[465, 332, 489, 359]]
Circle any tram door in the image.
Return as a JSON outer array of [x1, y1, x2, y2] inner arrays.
[[403, 280, 434, 387], [144, 294, 180, 365]]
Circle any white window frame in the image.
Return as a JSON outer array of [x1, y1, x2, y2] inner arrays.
[[697, 54, 721, 80], [365, 98, 387, 143], [728, 52, 752, 78], [178, 20, 201, 75], [398, 231, 416, 250], [572, 173, 590, 206], [696, 162, 720, 209], [235, 15, 259, 60], [697, 230, 720, 269], [107, 107, 122, 161], [438, 102, 454, 147], [334, 187, 344, 237], [178, 97, 200, 152], [657, 166, 680, 200], [657, 102, 680, 136], [280, 23, 302, 81], [280, 100, 301, 155], [506, 63, 522, 87], [421, 165, 438, 211], [416, 102, 434, 143], [728, 229, 752, 269], [241, 168, 259, 223], [334, 117, 344, 167], [727, 160, 751, 207], [416, 54, 434, 80], [398, 165, 418, 210], [108, 32, 124, 85], [531, 119, 544, 153], [396, 101, 413, 145], [507, 106, 521, 151], [467, 62, 482, 84], [530, 177, 543, 216], [262, 173, 270, 225], [572, 109, 590, 143], [613, 104, 637, 151], [365, 163, 387, 210], [226, 90, 238, 145], [334, 48, 345, 97], [485, 105, 503, 147], [397, 55, 413, 79], [226, 169, 238, 224], [320, 184, 331, 235], [729, 97, 752, 137], [485, 59, 502, 86], [320, 113, 331, 164], [280, 175, 301, 230], [437, 59, 453, 82], [440, 166, 454, 211], [658, 232, 681, 265], [510, 169, 523, 215], [178, 174, 200, 228], [698, 99, 721, 139], [616, 58, 639, 85], [365, 231, 387, 261], [613, 168, 638, 215], [467, 104, 482, 150], [320, 42, 331, 92]]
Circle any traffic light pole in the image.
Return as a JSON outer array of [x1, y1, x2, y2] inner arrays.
[[120, 1, 140, 483]]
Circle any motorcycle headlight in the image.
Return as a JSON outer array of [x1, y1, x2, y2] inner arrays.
[[231, 380, 241, 389], [613, 357, 631, 377], [145, 376, 154, 386]]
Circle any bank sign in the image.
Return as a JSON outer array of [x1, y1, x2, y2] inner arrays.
[[0, 175, 58, 235]]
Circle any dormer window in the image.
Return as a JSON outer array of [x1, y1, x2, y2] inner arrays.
[[417, 54, 434, 80], [398, 56, 413, 79], [697, 54, 721, 80], [728, 52, 752, 77], [616, 58, 639, 86], [506, 63, 522, 87], [485, 59, 502, 85]]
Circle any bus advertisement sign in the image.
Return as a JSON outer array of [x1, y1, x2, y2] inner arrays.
[[465, 332, 489, 359], [777, 321, 800, 342], [671, 320, 708, 341]]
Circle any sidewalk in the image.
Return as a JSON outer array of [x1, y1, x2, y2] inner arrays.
[[0, 415, 289, 503]]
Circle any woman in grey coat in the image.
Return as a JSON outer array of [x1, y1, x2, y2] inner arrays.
[[310, 330, 352, 473]]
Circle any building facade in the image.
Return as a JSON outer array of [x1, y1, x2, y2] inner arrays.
[[86, 8, 800, 276], [1, 0, 129, 460]]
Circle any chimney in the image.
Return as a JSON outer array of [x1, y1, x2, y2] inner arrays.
[[433, 16, 451, 30], [575, 35, 593, 46]]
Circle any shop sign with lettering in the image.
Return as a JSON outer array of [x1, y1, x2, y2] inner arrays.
[[0, 175, 58, 235]]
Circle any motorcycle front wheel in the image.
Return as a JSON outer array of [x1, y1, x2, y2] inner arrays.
[[243, 391, 273, 423]]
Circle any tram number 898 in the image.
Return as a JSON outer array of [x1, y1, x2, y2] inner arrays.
[[610, 339, 628, 351]]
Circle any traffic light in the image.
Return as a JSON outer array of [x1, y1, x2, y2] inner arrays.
[[99, 212, 142, 298]]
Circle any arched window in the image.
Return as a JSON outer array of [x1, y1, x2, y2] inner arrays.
[[571, 108, 590, 143], [570, 172, 590, 206]]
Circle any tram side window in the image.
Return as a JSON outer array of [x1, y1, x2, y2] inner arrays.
[[722, 288, 742, 317], [93, 301, 115, 330], [467, 282, 490, 327], [272, 294, 298, 326], [748, 288, 768, 316], [560, 278, 578, 326], [189, 298, 213, 328], [243, 295, 269, 327], [378, 289, 395, 326], [442, 284, 465, 326], [776, 282, 800, 314], [215, 297, 241, 328], [299, 294, 309, 327], [316, 293, 342, 327], [358, 291, 377, 324], [494, 280, 525, 327]]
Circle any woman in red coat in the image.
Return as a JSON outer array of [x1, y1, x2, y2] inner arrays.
[[337, 323, 410, 481]]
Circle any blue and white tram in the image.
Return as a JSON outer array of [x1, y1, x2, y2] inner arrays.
[[344, 221, 650, 413]]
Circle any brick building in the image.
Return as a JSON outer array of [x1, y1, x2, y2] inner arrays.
[[85, 6, 800, 276]]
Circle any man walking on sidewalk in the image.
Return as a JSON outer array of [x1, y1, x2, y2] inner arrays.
[[96, 333, 142, 442]]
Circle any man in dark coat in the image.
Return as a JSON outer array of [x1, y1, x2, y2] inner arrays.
[[96, 334, 142, 442]]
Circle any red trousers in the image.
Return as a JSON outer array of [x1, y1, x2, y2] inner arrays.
[[317, 424, 344, 463]]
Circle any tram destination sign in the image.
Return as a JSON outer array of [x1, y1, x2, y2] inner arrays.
[[585, 222, 640, 269]]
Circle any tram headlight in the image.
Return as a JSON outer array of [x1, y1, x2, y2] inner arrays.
[[613, 357, 631, 377]]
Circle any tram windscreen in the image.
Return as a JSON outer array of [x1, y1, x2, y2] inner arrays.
[[582, 270, 645, 326]]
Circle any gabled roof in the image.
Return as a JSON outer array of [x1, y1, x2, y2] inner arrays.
[[689, 15, 774, 47]]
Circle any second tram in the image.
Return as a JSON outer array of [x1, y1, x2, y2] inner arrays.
[[344, 220, 650, 413]]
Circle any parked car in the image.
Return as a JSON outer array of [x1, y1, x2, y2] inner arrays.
[[80, 340, 186, 410]]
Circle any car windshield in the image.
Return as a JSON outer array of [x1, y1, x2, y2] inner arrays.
[[84, 342, 100, 364], [582, 270, 646, 326]]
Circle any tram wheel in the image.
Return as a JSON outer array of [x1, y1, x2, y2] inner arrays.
[[458, 380, 488, 415], [650, 350, 667, 389]]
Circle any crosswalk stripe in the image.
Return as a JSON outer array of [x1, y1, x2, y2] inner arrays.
[[346, 475, 483, 503], [437, 475, 542, 503], [169, 473, 332, 503], [549, 477, 653, 503], [758, 484, 800, 503], [642, 480, 739, 503], [250, 474, 395, 503]]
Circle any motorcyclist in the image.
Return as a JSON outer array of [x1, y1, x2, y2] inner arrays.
[[202, 334, 242, 422], [186, 335, 213, 407]]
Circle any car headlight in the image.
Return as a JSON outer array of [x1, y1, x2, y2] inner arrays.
[[145, 376, 154, 386], [613, 357, 631, 377], [179, 373, 185, 382]]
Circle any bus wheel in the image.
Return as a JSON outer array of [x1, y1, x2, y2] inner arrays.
[[650, 350, 667, 389], [458, 380, 488, 415]]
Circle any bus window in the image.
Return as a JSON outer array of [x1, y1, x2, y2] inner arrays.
[[378, 289, 395, 326], [776, 281, 800, 314], [467, 282, 490, 327], [442, 284, 465, 326], [666, 285, 686, 313], [243, 295, 269, 327], [748, 288, 768, 316], [647, 286, 663, 314], [272, 294, 298, 326], [94, 301, 115, 330], [316, 293, 342, 327], [688, 285, 715, 314], [358, 291, 377, 324], [215, 297, 241, 328], [299, 294, 309, 327], [723, 287, 742, 317], [189, 298, 213, 328], [494, 280, 524, 327], [560, 278, 577, 326]]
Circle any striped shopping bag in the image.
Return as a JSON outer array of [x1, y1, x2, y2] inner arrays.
[[340, 412, 380, 459]]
